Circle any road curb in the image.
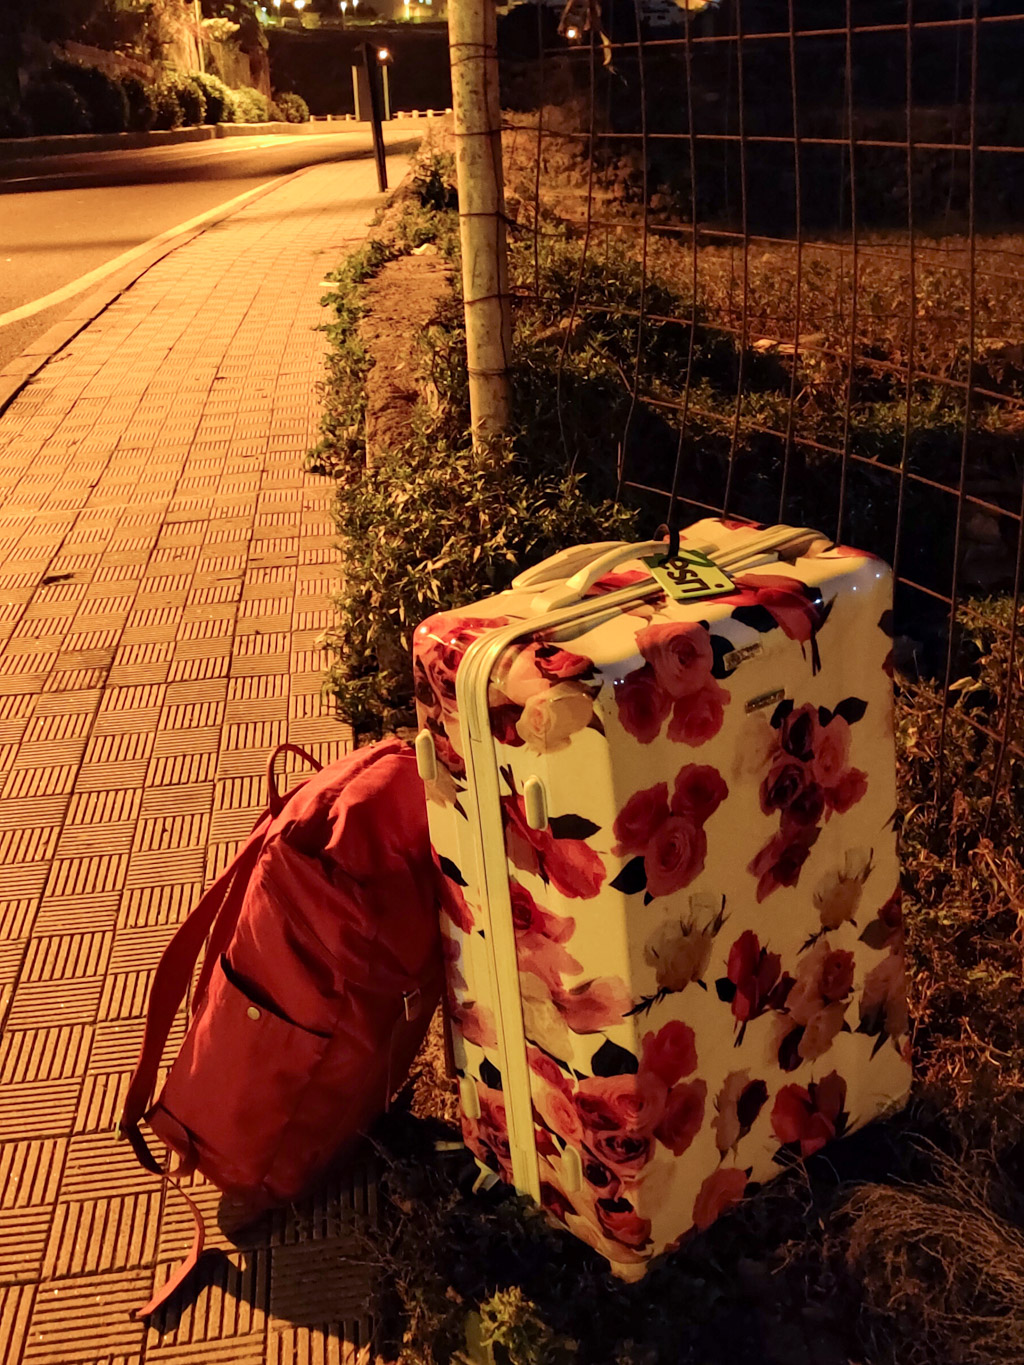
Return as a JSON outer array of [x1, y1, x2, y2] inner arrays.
[[0, 117, 434, 168], [0, 120, 339, 164], [0, 166, 313, 420]]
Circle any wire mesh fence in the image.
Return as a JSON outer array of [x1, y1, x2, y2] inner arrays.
[[497, 0, 1024, 806]]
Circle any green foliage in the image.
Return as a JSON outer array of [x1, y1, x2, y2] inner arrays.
[[412, 150, 458, 211], [478, 1287, 577, 1365], [118, 72, 157, 131], [151, 82, 184, 131], [201, 15, 240, 43], [312, 167, 636, 734], [0, 98, 31, 138], [232, 84, 271, 123], [190, 71, 235, 124], [275, 90, 309, 123], [22, 77, 91, 135], [163, 72, 207, 127], [327, 434, 635, 731], [51, 59, 128, 133]]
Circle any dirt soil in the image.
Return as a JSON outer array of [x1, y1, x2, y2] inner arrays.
[[360, 253, 452, 463]]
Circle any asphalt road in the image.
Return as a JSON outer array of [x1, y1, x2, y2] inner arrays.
[[0, 126, 420, 375]]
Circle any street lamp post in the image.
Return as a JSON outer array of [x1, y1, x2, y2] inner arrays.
[[193, 0, 205, 73], [377, 47, 392, 121]]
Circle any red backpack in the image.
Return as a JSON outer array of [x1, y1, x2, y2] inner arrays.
[[120, 738, 442, 1317]]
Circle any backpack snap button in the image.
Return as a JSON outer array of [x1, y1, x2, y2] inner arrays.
[[246, 1006, 260, 1021]]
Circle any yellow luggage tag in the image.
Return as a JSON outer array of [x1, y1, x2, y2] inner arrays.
[[647, 548, 735, 602]]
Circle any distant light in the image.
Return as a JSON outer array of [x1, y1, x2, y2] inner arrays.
[[340, 0, 348, 9], [293, 0, 305, 9], [378, 46, 391, 60], [565, 24, 580, 39]]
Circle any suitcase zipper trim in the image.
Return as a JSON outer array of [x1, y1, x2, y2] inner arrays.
[[454, 578, 665, 1204]]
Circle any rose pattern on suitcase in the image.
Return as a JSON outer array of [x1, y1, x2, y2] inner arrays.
[[414, 520, 911, 1278]]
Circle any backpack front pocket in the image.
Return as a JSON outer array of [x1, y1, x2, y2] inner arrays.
[[151, 954, 330, 1195]]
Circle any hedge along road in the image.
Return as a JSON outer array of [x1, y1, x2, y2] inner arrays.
[[0, 124, 421, 375]]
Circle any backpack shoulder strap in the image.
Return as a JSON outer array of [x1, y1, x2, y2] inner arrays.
[[119, 816, 270, 1151], [118, 822, 270, 1323], [120, 742, 325, 1320]]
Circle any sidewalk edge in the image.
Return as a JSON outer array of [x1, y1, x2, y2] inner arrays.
[[0, 167, 313, 420]]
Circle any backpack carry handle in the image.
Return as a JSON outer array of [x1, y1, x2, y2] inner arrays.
[[267, 742, 323, 817]]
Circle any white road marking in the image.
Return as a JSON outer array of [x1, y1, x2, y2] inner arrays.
[[0, 173, 293, 329]]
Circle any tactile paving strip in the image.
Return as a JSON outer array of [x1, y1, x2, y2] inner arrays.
[[0, 150, 415, 1365]]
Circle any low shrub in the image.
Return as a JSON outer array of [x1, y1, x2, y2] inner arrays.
[[164, 73, 207, 127], [22, 78, 92, 136], [311, 159, 635, 733], [0, 100, 31, 139], [151, 83, 184, 131], [232, 85, 271, 123], [275, 91, 310, 123], [119, 73, 157, 132], [192, 72, 236, 124], [52, 60, 129, 134]]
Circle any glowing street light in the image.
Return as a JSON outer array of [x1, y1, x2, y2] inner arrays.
[[293, 0, 305, 9], [565, 23, 580, 39]]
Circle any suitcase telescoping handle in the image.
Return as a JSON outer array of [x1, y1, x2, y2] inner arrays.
[[524, 525, 826, 613]]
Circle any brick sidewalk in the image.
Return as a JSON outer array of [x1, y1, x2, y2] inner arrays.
[[0, 149, 413, 1365]]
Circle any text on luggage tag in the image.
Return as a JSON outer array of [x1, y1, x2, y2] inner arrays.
[[647, 548, 735, 602]]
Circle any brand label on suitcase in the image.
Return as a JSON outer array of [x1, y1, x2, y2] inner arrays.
[[648, 548, 735, 602]]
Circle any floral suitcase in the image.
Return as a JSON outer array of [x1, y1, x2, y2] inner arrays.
[[412, 519, 911, 1279]]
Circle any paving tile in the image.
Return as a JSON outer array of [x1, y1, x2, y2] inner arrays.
[[0, 1138, 67, 1209], [0, 1080, 79, 1141], [73, 759, 149, 792], [0, 1284, 36, 1361], [32, 894, 120, 937], [0, 150, 405, 1365], [0, 1026, 92, 1084], [147, 750, 218, 786], [0, 815, 56, 863], [20, 1268, 151, 1363], [20, 932, 112, 982]]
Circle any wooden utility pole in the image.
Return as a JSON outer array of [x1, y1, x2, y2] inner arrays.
[[447, 0, 511, 441], [193, 0, 206, 73]]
